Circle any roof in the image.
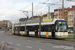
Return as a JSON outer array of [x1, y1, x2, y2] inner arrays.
[[14, 18, 66, 26], [19, 18, 27, 21]]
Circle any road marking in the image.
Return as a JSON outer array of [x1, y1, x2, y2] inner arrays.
[[26, 46, 32, 48], [8, 42, 12, 44], [39, 49, 42, 50], [2, 41, 5, 42], [16, 44, 21, 46]]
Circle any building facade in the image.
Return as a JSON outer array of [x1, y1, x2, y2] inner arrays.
[[54, 7, 71, 25], [54, 6, 75, 32], [68, 11, 74, 32], [42, 13, 54, 19], [0, 20, 12, 30], [68, 6, 75, 32]]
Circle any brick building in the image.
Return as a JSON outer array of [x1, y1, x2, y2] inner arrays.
[[54, 7, 71, 25], [0, 20, 12, 30]]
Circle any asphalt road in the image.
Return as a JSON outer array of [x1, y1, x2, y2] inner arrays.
[[0, 31, 75, 50]]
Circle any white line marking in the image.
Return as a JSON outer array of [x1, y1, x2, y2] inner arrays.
[[8, 42, 12, 44], [16, 44, 21, 46], [39, 49, 42, 50], [2, 41, 5, 42], [26, 46, 32, 48]]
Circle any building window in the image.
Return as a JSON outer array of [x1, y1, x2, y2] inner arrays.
[[64, 15, 67, 17]]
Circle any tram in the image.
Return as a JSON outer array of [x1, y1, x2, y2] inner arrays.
[[12, 18, 68, 38]]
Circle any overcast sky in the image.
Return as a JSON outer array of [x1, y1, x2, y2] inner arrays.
[[0, 0, 75, 23]]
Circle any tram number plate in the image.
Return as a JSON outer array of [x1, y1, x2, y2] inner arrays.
[[63, 32, 65, 36]]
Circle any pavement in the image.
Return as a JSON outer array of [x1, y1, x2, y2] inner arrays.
[[0, 31, 75, 50], [0, 41, 4, 50], [0, 31, 18, 50]]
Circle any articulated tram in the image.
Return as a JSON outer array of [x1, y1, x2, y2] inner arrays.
[[12, 18, 68, 38]]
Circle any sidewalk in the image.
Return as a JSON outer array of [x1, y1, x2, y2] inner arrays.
[[65, 39, 75, 42], [0, 41, 18, 50], [0, 41, 4, 50]]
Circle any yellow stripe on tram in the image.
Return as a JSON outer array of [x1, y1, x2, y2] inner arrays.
[[46, 32, 49, 38], [63, 32, 65, 36], [21, 31, 23, 35]]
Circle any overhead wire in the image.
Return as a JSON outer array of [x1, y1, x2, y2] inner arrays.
[[20, 3, 32, 10]]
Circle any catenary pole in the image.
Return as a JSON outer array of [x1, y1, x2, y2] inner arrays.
[[62, 0, 64, 19], [39, 14, 41, 37], [32, 2, 33, 20]]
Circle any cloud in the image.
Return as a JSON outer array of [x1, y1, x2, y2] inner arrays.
[[0, 10, 26, 23], [0, 4, 16, 9], [0, 0, 75, 23], [0, 0, 4, 3]]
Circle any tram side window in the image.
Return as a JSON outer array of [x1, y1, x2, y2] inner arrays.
[[26, 26, 29, 30], [35, 25, 39, 31], [15, 27, 18, 31], [41, 25, 47, 32], [48, 25, 52, 32], [41, 25, 52, 32], [29, 26, 35, 31], [20, 26, 25, 31]]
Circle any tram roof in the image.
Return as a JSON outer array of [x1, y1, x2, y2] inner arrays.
[[14, 18, 66, 26]]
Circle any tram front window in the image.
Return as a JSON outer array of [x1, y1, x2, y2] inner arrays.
[[56, 22, 67, 32]]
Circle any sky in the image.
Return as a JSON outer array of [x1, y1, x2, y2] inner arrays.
[[0, 0, 75, 23]]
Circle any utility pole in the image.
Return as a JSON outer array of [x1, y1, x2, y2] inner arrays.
[[40, 1, 61, 19], [32, 2, 33, 20], [47, 5, 50, 19], [19, 21, 20, 35], [62, 0, 64, 19], [39, 14, 41, 37], [25, 19, 27, 35], [19, 10, 29, 35], [48, 6, 50, 13]]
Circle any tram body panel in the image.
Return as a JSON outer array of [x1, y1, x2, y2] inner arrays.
[[15, 31, 18, 35], [12, 19, 68, 39], [29, 31, 35, 36], [40, 32, 46, 37], [55, 32, 68, 38], [40, 32, 51, 38], [20, 31, 25, 36]]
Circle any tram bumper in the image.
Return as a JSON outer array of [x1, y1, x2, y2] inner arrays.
[[55, 32, 68, 38]]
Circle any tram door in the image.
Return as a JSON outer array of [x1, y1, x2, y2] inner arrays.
[[26, 26, 29, 36], [18, 27, 20, 35], [52, 27, 55, 38], [35, 30, 38, 37], [35, 26, 38, 37], [14, 27, 15, 35], [27, 30, 29, 36]]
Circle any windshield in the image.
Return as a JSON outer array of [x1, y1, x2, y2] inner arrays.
[[58, 24, 67, 32], [55, 22, 67, 32]]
